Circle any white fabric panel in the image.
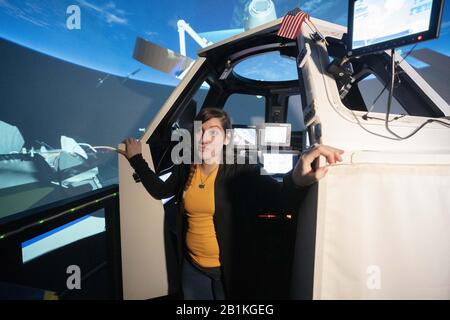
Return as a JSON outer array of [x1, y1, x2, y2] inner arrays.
[[314, 163, 450, 299]]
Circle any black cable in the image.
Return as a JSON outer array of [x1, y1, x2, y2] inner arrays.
[[385, 49, 398, 132], [351, 46, 450, 140], [384, 49, 450, 140], [155, 143, 173, 172], [362, 43, 418, 119], [398, 43, 418, 64], [362, 84, 388, 119]]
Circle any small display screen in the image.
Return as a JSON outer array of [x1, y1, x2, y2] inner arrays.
[[259, 123, 291, 147], [233, 128, 257, 148], [264, 126, 288, 144], [261, 153, 298, 175]]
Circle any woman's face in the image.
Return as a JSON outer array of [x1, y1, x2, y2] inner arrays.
[[195, 117, 229, 164]]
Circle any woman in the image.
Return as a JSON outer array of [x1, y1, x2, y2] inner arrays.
[[118, 108, 343, 299]]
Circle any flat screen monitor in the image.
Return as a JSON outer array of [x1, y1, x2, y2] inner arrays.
[[259, 123, 291, 147], [347, 0, 444, 57], [260, 152, 299, 175], [232, 127, 257, 149]]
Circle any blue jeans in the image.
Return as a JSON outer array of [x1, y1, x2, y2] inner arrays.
[[182, 257, 225, 300]]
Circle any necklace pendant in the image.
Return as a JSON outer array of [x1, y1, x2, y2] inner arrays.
[[198, 183, 205, 189]]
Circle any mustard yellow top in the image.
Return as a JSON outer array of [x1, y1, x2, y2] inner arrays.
[[184, 164, 220, 268]]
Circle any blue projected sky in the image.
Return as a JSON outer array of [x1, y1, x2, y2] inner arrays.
[[1, 0, 449, 86]]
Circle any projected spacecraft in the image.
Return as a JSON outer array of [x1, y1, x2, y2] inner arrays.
[[0, 120, 105, 191]]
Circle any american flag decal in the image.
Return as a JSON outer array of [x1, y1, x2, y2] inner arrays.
[[277, 8, 310, 40]]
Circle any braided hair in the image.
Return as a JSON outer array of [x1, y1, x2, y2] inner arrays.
[[184, 163, 197, 192]]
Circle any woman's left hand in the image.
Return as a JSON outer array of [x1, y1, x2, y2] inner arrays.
[[292, 144, 344, 187]]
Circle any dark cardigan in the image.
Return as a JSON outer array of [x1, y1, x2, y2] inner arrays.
[[128, 153, 309, 298]]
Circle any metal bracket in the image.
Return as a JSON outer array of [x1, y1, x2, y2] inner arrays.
[[297, 43, 311, 69], [219, 60, 233, 80], [303, 101, 317, 127]]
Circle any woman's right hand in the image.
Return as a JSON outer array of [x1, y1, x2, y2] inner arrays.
[[117, 138, 142, 160]]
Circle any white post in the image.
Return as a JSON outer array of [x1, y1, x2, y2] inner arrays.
[[177, 20, 187, 56], [177, 19, 213, 56]]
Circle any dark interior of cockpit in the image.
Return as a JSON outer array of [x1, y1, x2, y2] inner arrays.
[[144, 32, 309, 298]]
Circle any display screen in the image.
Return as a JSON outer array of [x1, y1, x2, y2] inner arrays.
[[259, 123, 291, 147], [265, 127, 287, 144], [348, 0, 443, 56], [352, 0, 433, 50], [261, 153, 298, 175], [233, 128, 257, 148]]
